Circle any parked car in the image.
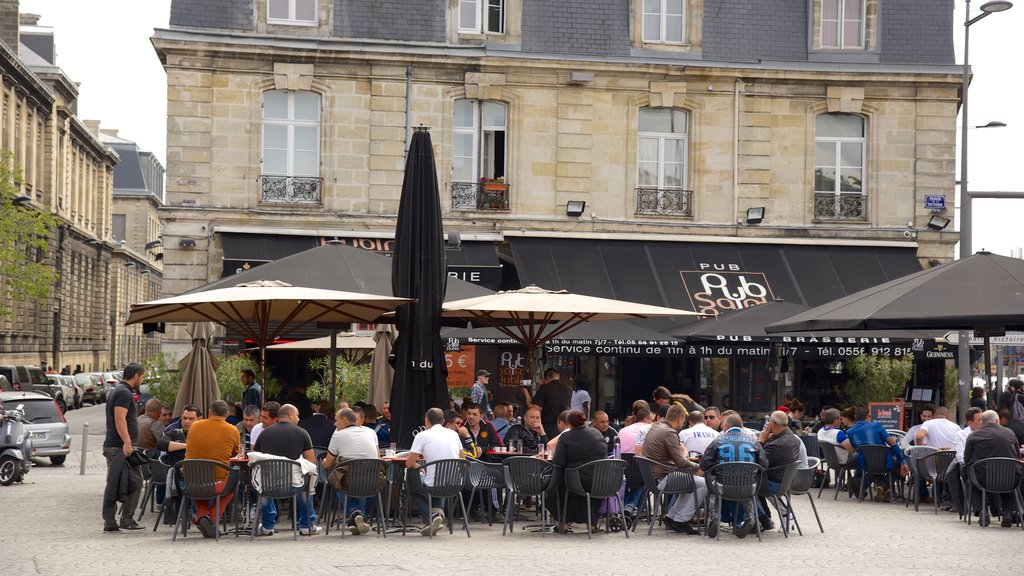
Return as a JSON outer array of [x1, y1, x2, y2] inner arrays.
[[61, 375, 82, 409], [40, 375, 73, 414], [0, 365, 47, 393], [74, 373, 103, 405], [0, 391, 71, 465], [0, 375, 10, 392]]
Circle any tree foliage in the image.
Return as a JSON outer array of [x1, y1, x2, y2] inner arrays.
[[144, 352, 183, 408], [842, 354, 914, 407], [307, 355, 370, 406], [0, 151, 60, 317]]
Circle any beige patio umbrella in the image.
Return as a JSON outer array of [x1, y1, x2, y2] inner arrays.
[[127, 280, 413, 397], [368, 324, 396, 407], [174, 322, 220, 418], [266, 332, 376, 364], [440, 285, 704, 381]]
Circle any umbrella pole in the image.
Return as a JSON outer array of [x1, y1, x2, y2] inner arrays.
[[329, 329, 338, 410], [984, 335, 993, 419], [260, 345, 267, 406]]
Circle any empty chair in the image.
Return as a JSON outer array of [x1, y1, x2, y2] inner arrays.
[[171, 459, 240, 541], [703, 461, 765, 541], [501, 456, 557, 537], [800, 435, 821, 461], [633, 456, 698, 536], [966, 457, 1024, 530], [561, 459, 629, 540], [138, 456, 170, 527], [464, 457, 504, 526], [817, 441, 856, 500], [916, 449, 956, 515], [249, 459, 312, 541], [326, 458, 387, 538], [404, 458, 471, 538], [856, 445, 899, 504], [757, 461, 800, 538], [788, 457, 824, 534]]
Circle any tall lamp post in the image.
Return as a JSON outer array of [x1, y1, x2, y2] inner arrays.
[[957, 0, 1012, 421]]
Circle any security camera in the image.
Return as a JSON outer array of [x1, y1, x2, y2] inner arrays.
[[200, 224, 208, 232], [903, 230, 914, 238]]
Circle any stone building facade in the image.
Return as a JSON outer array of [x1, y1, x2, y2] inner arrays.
[[0, 4, 163, 371], [152, 0, 963, 360]]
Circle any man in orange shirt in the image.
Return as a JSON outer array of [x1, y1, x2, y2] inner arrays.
[[184, 400, 241, 537]]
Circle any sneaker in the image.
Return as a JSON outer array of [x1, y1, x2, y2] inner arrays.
[[299, 525, 322, 536], [734, 518, 755, 539], [353, 513, 370, 535], [706, 519, 719, 538], [662, 517, 677, 530], [420, 512, 444, 536], [196, 515, 215, 538], [759, 516, 775, 531], [256, 525, 275, 537], [103, 525, 120, 533], [670, 519, 698, 535], [1001, 515, 1014, 528], [119, 520, 144, 531]]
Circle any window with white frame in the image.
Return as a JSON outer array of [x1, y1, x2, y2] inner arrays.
[[268, 0, 317, 25], [643, 0, 685, 43], [262, 90, 321, 203], [453, 99, 507, 182], [814, 113, 864, 196], [459, 0, 505, 34], [821, 0, 864, 49], [638, 108, 687, 190]]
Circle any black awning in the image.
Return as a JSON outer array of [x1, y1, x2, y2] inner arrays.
[[221, 233, 320, 263], [508, 237, 923, 316]]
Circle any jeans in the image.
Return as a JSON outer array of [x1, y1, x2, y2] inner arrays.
[[261, 489, 316, 530], [334, 494, 379, 518]]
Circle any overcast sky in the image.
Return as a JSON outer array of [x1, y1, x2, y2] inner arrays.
[[18, 1, 1023, 257]]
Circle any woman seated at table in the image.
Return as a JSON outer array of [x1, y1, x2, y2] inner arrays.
[[548, 410, 607, 532]]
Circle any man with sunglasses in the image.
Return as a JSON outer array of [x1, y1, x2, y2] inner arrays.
[[679, 410, 719, 456]]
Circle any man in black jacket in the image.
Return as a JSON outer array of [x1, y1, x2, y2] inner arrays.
[[757, 410, 803, 531], [503, 406, 548, 454], [102, 363, 146, 532], [964, 410, 1022, 527]]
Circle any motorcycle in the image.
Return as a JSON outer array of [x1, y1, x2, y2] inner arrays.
[[0, 403, 33, 485]]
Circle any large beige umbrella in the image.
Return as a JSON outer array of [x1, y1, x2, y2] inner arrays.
[[266, 333, 376, 364], [174, 322, 220, 418], [127, 280, 412, 397], [441, 285, 704, 380], [368, 324, 396, 407]]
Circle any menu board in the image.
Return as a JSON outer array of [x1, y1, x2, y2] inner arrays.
[[444, 345, 476, 389], [868, 401, 905, 431]]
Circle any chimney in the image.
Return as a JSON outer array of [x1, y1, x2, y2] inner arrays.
[[0, 0, 20, 55], [100, 128, 119, 138], [83, 120, 101, 137]]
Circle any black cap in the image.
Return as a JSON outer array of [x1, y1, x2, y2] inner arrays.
[[476, 369, 491, 377]]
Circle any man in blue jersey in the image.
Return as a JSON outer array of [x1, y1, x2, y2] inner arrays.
[[700, 413, 768, 539], [840, 406, 907, 501]]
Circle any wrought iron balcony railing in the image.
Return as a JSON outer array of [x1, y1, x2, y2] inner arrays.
[[451, 181, 510, 211], [813, 192, 866, 221], [261, 175, 322, 205], [635, 187, 693, 216]]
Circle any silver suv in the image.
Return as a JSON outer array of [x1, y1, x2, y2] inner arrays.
[[0, 391, 71, 465]]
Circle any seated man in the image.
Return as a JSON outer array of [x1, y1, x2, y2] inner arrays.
[[323, 407, 380, 536], [362, 404, 390, 447], [136, 399, 164, 455], [758, 411, 803, 531], [841, 406, 907, 500], [642, 404, 706, 534], [915, 406, 962, 449], [248, 401, 280, 448], [816, 408, 851, 465], [406, 407, 465, 536], [591, 410, 618, 456], [236, 405, 260, 454], [700, 413, 768, 539], [298, 401, 335, 449], [503, 406, 548, 454], [462, 402, 503, 454], [183, 400, 241, 537], [443, 409, 478, 457], [899, 405, 934, 449], [678, 410, 719, 456], [157, 405, 202, 468], [965, 409, 1022, 527], [491, 403, 512, 441], [252, 404, 320, 536]]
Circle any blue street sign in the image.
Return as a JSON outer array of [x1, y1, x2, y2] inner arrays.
[[924, 195, 945, 210]]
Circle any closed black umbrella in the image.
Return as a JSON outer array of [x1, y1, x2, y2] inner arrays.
[[390, 128, 449, 447]]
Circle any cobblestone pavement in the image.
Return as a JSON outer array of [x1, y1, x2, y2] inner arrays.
[[3, 435, 1023, 576]]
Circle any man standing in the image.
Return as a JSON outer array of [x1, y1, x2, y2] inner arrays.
[[471, 369, 492, 418], [240, 368, 261, 409], [642, 404, 706, 534], [527, 367, 572, 438], [915, 406, 962, 449], [570, 376, 591, 419], [136, 399, 164, 454], [679, 410, 719, 456], [184, 400, 241, 537], [406, 407, 465, 536], [591, 410, 618, 456], [323, 407, 380, 536], [102, 363, 146, 532], [700, 413, 769, 539], [252, 404, 320, 536], [964, 410, 1022, 527]]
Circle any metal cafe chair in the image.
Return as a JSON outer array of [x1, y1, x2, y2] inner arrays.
[[171, 459, 240, 541], [561, 458, 629, 540], [633, 456, 698, 536], [501, 456, 558, 537]]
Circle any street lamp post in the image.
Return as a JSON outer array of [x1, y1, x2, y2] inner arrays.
[[957, 0, 1012, 421]]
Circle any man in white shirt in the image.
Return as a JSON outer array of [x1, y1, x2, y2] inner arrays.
[[953, 407, 984, 464], [900, 405, 934, 449], [406, 407, 464, 536], [678, 410, 719, 456], [323, 408, 380, 536], [915, 406, 962, 449]]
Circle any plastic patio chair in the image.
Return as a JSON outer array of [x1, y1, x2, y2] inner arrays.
[[903, 445, 937, 511], [757, 461, 800, 538], [800, 435, 821, 461], [633, 456, 698, 536], [171, 459, 240, 541], [326, 458, 388, 538], [817, 441, 855, 500], [561, 459, 629, 540], [966, 457, 1024, 530], [788, 457, 824, 534], [249, 459, 312, 541], [501, 456, 557, 537], [139, 456, 170, 525], [856, 445, 898, 504], [403, 458, 471, 539], [916, 449, 956, 515], [464, 457, 505, 526], [703, 461, 765, 542]]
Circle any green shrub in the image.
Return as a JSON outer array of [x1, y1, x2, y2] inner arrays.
[[308, 356, 370, 405], [143, 353, 182, 408], [842, 354, 914, 407]]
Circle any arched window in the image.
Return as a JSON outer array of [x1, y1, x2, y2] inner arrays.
[[814, 113, 865, 220], [261, 89, 321, 204], [636, 107, 690, 215]]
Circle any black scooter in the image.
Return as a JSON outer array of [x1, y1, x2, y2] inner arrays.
[[0, 403, 33, 485]]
